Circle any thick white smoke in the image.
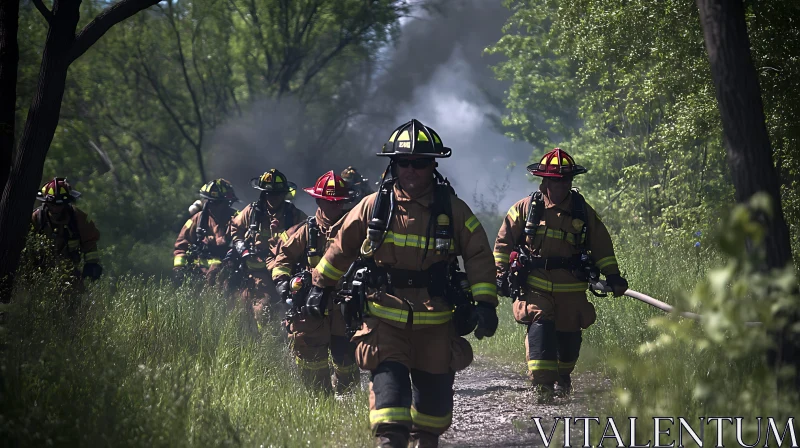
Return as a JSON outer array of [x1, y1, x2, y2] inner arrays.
[[208, 0, 540, 217]]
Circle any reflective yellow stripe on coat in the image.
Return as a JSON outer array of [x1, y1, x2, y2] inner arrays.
[[470, 282, 497, 299], [493, 251, 510, 264], [526, 275, 587, 293], [315, 258, 345, 281], [272, 265, 292, 279], [367, 302, 452, 325]]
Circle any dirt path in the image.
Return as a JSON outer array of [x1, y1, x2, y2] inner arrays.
[[439, 357, 612, 448]]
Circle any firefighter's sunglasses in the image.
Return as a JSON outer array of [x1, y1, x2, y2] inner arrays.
[[395, 158, 435, 169]]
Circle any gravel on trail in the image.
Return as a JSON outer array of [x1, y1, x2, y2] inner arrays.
[[439, 357, 612, 448]]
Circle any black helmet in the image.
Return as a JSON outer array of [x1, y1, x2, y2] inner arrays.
[[341, 166, 367, 185], [378, 119, 451, 158], [249, 168, 296, 194], [199, 178, 238, 202]]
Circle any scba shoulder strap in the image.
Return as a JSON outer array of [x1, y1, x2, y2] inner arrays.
[[305, 216, 321, 267], [365, 169, 456, 258], [195, 202, 210, 245], [570, 188, 589, 251], [520, 188, 589, 250]]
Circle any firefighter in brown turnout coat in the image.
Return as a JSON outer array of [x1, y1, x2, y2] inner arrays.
[[306, 119, 498, 448], [272, 170, 358, 394], [229, 169, 307, 322], [493, 148, 628, 403], [31, 178, 102, 284], [173, 179, 239, 286]]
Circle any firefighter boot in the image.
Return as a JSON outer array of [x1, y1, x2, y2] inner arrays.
[[297, 356, 333, 393], [409, 430, 439, 448], [554, 374, 572, 397], [375, 425, 410, 448], [534, 383, 555, 404], [333, 364, 359, 395], [331, 335, 359, 395]]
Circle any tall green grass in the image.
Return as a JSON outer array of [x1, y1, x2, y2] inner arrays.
[[0, 269, 372, 447], [3, 197, 798, 447]]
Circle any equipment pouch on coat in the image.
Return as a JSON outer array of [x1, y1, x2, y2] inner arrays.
[[449, 336, 473, 372], [352, 317, 381, 371], [512, 299, 534, 324], [512, 291, 553, 324], [578, 300, 597, 329]]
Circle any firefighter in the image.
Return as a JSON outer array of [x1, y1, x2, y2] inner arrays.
[[272, 170, 358, 394], [173, 178, 239, 286], [493, 148, 628, 403], [341, 165, 373, 207], [30, 177, 102, 284], [306, 119, 498, 447], [229, 169, 307, 324]]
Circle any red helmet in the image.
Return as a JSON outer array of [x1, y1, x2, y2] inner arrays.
[[526, 148, 587, 178], [36, 177, 81, 203], [303, 171, 352, 202]]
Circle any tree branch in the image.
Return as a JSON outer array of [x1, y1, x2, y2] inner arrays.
[[165, 0, 206, 182], [31, 0, 53, 23], [68, 0, 160, 64]]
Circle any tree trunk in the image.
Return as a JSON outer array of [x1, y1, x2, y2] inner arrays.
[[0, 0, 81, 302], [696, 0, 797, 388], [0, 0, 19, 195], [0, 0, 159, 301]]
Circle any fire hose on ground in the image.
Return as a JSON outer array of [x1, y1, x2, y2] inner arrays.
[[589, 280, 763, 327]]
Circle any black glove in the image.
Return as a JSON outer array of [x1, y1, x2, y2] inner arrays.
[[473, 301, 498, 340], [304, 286, 329, 318], [496, 275, 510, 297], [223, 248, 237, 262], [453, 303, 478, 336], [606, 274, 629, 297], [82, 263, 103, 281], [275, 277, 291, 304]]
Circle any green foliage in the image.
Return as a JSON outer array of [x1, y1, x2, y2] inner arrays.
[[1, 253, 372, 447], [606, 194, 799, 443], [17, 0, 407, 277], [488, 0, 799, 252]]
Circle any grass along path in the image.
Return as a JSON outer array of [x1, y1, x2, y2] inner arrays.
[[4, 223, 797, 446]]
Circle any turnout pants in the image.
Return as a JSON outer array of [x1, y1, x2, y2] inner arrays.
[[287, 308, 359, 394], [351, 316, 474, 447], [240, 267, 281, 327], [513, 289, 596, 385]]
